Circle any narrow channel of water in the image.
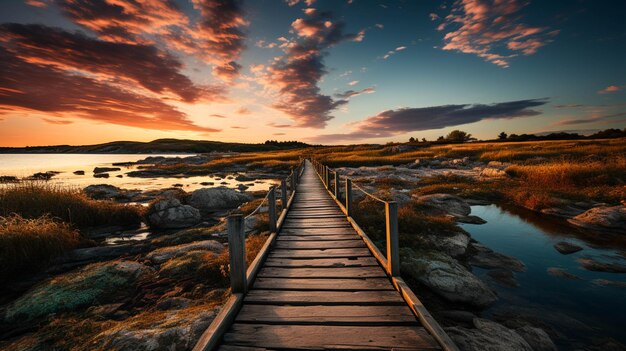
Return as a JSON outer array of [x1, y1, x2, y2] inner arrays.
[[461, 205, 626, 348]]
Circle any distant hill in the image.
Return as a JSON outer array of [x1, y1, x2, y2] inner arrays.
[[0, 139, 310, 154]]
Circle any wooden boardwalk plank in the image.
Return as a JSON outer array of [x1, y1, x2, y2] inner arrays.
[[236, 305, 418, 324], [274, 240, 366, 249], [222, 325, 441, 350], [244, 290, 406, 305], [269, 248, 372, 258], [264, 257, 378, 268], [258, 266, 387, 278], [276, 234, 358, 241], [253, 277, 394, 290]]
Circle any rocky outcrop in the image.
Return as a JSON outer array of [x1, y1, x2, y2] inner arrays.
[[577, 257, 626, 273], [401, 249, 497, 308], [147, 199, 201, 229], [553, 241, 583, 255], [479, 167, 508, 178], [188, 186, 252, 211], [470, 243, 525, 272], [445, 318, 533, 351], [568, 205, 626, 234], [514, 326, 557, 351], [3, 261, 153, 322], [93, 167, 121, 174], [413, 194, 483, 224], [424, 232, 471, 257], [546, 267, 581, 280], [146, 240, 224, 264]]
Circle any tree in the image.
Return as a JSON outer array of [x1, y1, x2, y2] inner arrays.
[[437, 136, 445, 141], [409, 137, 416, 143], [445, 130, 474, 142], [498, 132, 508, 140], [422, 138, 427, 142]]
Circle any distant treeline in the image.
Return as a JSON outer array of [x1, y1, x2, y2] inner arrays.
[[0, 138, 311, 154]]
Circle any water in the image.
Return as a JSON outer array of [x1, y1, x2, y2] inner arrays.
[[461, 205, 626, 348], [0, 154, 274, 192]]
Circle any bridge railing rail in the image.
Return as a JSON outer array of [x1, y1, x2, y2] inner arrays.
[[193, 157, 305, 351], [310, 158, 459, 351]]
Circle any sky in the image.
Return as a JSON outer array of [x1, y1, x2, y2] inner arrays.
[[0, 0, 624, 147]]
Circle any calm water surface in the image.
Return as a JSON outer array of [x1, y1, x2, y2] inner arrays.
[[461, 205, 626, 348], [0, 154, 274, 191]]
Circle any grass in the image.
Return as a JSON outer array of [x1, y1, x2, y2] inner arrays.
[[0, 214, 81, 280], [0, 182, 145, 228]]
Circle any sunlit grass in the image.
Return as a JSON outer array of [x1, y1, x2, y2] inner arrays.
[[0, 182, 144, 228], [0, 214, 80, 280]]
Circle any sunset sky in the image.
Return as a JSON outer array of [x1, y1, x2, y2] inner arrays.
[[0, 0, 624, 146]]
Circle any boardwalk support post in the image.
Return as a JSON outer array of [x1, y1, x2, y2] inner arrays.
[[268, 186, 276, 233], [385, 201, 400, 276], [291, 171, 297, 194], [334, 172, 339, 199], [281, 179, 287, 211], [227, 214, 246, 294], [345, 178, 353, 217], [324, 166, 329, 188]]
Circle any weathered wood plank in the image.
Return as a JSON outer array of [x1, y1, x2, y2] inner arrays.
[[222, 324, 441, 350], [236, 305, 418, 324], [258, 266, 387, 278], [269, 248, 372, 258], [274, 240, 366, 249], [253, 277, 394, 290], [276, 234, 358, 241], [264, 256, 379, 268], [244, 289, 405, 305], [279, 228, 355, 235]]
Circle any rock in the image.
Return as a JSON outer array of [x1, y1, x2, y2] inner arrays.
[[73, 170, 85, 175], [487, 269, 519, 288], [93, 167, 121, 174], [445, 318, 532, 351], [84, 184, 123, 199], [3, 260, 153, 322], [237, 184, 249, 191], [156, 297, 191, 310], [424, 232, 470, 257], [188, 186, 253, 211], [540, 205, 588, 218], [94, 173, 110, 178], [146, 240, 224, 264], [30, 171, 58, 180], [414, 193, 471, 219], [470, 243, 525, 272], [60, 244, 133, 263], [200, 182, 214, 186], [480, 167, 508, 178], [439, 310, 477, 324], [173, 183, 183, 187], [137, 188, 186, 202], [0, 175, 19, 183], [578, 257, 626, 273], [568, 205, 626, 234], [553, 241, 583, 255], [546, 267, 580, 280], [147, 198, 201, 229], [514, 326, 557, 351], [401, 249, 497, 308], [235, 174, 253, 181], [458, 215, 487, 224], [116, 175, 123, 178], [592, 279, 626, 288]]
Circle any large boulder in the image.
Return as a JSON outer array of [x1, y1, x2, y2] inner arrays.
[[568, 205, 626, 234], [414, 194, 471, 219], [146, 240, 224, 264], [3, 261, 153, 322], [147, 199, 201, 229], [445, 318, 533, 351], [479, 167, 507, 178], [424, 232, 471, 257], [188, 186, 252, 211], [401, 249, 497, 308], [470, 243, 525, 272]]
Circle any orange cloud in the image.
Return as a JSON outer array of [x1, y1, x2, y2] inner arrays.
[[598, 85, 621, 94]]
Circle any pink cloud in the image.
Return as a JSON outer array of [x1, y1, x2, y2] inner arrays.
[[598, 85, 621, 94]]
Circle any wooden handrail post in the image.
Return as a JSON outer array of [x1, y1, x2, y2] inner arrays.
[[345, 178, 353, 217], [281, 179, 287, 210], [227, 214, 246, 294], [334, 172, 339, 198], [268, 186, 276, 233], [325, 166, 329, 188], [292, 171, 297, 192], [385, 201, 400, 276]]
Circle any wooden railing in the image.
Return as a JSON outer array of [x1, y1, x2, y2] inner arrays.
[[310, 159, 459, 351], [193, 158, 305, 351]]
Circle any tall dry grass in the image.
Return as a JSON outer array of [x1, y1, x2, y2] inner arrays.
[[0, 182, 144, 228], [0, 214, 80, 280]]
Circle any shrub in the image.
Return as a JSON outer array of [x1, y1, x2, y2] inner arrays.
[[0, 214, 80, 280]]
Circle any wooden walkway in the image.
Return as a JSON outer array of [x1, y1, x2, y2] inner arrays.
[[216, 161, 443, 350]]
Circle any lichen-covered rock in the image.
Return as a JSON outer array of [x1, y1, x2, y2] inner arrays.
[[515, 326, 558, 351], [401, 249, 497, 308], [146, 240, 224, 264], [3, 261, 153, 322], [188, 186, 252, 211], [445, 318, 532, 351], [424, 231, 470, 257], [414, 193, 471, 219], [147, 198, 201, 229], [479, 167, 508, 178], [568, 205, 626, 234]]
